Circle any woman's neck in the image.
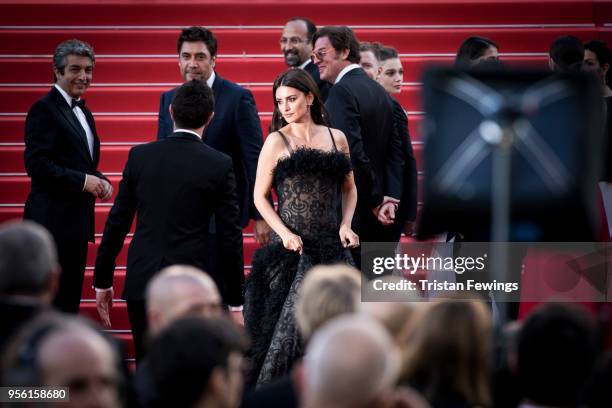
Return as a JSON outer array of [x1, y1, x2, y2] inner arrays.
[[289, 118, 316, 143]]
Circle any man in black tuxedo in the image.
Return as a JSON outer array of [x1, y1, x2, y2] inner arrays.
[[280, 17, 330, 101], [23, 39, 112, 313], [95, 80, 244, 361], [313, 26, 404, 269], [157, 27, 270, 251]]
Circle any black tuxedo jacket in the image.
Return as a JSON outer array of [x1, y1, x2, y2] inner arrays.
[[157, 74, 263, 227], [325, 68, 404, 212], [93, 132, 244, 305], [24, 86, 103, 244], [303, 60, 330, 102], [391, 98, 418, 222]]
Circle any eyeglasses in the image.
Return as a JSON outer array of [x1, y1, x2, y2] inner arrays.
[[311, 48, 330, 62], [280, 37, 306, 46]]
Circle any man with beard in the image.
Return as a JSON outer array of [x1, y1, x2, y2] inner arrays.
[[280, 17, 330, 101]]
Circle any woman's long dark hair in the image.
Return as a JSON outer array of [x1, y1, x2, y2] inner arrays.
[[271, 68, 329, 132], [455, 36, 498, 68]]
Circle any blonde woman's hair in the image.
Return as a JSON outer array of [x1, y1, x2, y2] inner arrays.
[[296, 264, 361, 342]]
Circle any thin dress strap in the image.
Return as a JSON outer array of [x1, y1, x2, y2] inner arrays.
[[328, 127, 338, 152], [277, 130, 293, 153]]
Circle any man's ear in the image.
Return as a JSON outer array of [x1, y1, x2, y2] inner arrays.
[[169, 104, 174, 121], [376, 66, 383, 80], [204, 111, 215, 127], [603, 62, 610, 77], [207, 367, 226, 399], [340, 48, 350, 61], [211, 55, 217, 70], [548, 57, 556, 71]]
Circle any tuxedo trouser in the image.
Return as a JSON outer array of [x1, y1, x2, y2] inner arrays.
[[52, 239, 88, 314], [126, 300, 147, 364], [352, 210, 399, 279]]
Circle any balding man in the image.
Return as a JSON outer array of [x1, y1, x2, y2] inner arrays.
[[0, 220, 58, 352], [2, 314, 123, 408], [302, 315, 400, 408], [146, 265, 224, 335]]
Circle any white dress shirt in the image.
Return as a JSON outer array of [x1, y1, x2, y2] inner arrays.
[[54, 84, 94, 158], [54, 84, 95, 191], [335, 63, 360, 84]]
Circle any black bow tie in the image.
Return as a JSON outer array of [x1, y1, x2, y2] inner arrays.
[[71, 98, 86, 110]]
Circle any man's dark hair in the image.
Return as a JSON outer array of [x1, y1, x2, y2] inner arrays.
[[171, 80, 214, 130], [379, 46, 399, 62], [550, 35, 584, 72], [359, 41, 383, 61], [517, 303, 598, 407], [287, 17, 317, 43], [146, 317, 247, 407], [455, 36, 498, 68], [52, 39, 95, 81], [313, 26, 361, 64], [585, 39, 612, 85], [177, 26, 218, 57], [0, 221, 57, 296]]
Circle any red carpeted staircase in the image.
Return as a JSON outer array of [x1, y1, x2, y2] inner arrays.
[[1, 0, 611, 361]]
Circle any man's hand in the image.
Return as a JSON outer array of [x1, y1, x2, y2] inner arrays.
[[85, 175, 113, 200], [95, 287, 114, 328], [99, 179, 113, 201], [253, 220, 272, 246], [230, 310, 244, 326], [373, 196, 400, 226]]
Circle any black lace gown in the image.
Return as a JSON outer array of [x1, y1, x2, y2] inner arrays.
[[243, 136, 353, 387]]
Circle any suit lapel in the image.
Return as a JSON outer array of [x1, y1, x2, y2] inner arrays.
[[50, 87, 93, 164]]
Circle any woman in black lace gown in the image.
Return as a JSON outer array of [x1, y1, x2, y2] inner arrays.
[[244, 68, 359, 387]]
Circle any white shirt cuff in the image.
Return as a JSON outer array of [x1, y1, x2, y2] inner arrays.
[[229, 306, 243, 312], [94, 286, 113, 293], [83, 174, 88, 191]]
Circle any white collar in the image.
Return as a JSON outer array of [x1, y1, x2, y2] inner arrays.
[[299, 59, 311, 70], [206, 71, 216, 89], [335, 64, 360, 84], [173, 128, 202, 139], [54, 83, 79, 107]]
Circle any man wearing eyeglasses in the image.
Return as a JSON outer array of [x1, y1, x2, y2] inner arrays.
[[280, 17, 330, 101], [313, 26, 405, 271]]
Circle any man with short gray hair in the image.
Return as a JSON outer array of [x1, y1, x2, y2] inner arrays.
[[0, 220, 58, 352], [24, 39, 112, 314]]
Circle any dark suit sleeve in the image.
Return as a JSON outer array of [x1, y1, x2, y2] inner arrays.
[[214, 161, 245, 306], [156, 92, 172, 140], [234, 89, 265, 220], [385, 98, 404, 200], [327, 84, 383, 209], [394, 103, 417, 221], [24, 101, 86, 192], [93, 148, 138, 289]]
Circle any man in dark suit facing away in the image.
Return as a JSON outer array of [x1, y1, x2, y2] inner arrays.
[[313, 26, 404, 269], [94, 80, 244, 361], [280, 17, 330, 101], [23, 39, 113, 313], [157, 27, 270, 250]]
